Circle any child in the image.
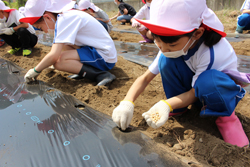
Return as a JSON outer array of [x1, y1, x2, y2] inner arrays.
[[235, 0, 250, 34], [21, 0, 117, 86], [78, 0, 113, 33], [110, 0, 136, 25], [131, 0, 153, 43], [112, 0, 249, 147], [0, 0, 37, 56]]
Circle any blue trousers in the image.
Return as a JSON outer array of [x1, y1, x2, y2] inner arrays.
[[117, 15, 133, 22], [237, 13, 250, 30], [158, 54, 245, 116]]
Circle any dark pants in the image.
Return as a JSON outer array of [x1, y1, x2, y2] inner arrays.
[[0, 27, 37, 49]]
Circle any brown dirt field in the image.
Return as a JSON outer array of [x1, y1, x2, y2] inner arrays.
[[1, 9, 250, 167]]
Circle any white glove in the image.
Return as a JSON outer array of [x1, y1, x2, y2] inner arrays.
[[112, 100, 134, 130], [24, 68, 40, 82], [142, 100, 172, 129], [131, 21, 140, 28], [2, 28, 15, 35], [137, 25, 147, 31]]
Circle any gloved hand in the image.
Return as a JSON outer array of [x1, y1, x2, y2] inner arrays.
[[142, 100, 172, 129], [24, 68, 40, 82], [112, 100, 134, 130], [2, 28, 15, 35], [137, 25, 147, 31], [131, 21, 140, 28]]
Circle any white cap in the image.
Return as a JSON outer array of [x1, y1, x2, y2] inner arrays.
[[19, 0, 73, 25], [0, 0, 9, 10], [78, 0, 99, 12], [136, 0, 226, 37], [18, 6, 25, 14], [0, 0, 15, 12]]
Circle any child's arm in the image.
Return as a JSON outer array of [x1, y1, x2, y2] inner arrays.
[[12, 22, 29, 31], [24, 43, 65, 82], [122, 8, 128, 15], [1, 22, 30, 35], [124, 69, 156, 102], [242, 9, 250, 14], [109, 11, 121, 20], [142, 88, 198, 129], [112, 70, 157, 130], [35, 43, 64, 72], [167, 88, 198, 110]]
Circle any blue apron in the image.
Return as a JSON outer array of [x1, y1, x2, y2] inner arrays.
[[158, 41, 245, 116]]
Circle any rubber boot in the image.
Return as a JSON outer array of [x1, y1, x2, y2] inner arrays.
[[139, 35, 153, 43], [215, 112, 249, 147], [69, 64, 116, 86]]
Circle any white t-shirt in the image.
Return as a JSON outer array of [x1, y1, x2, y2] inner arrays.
[[149, 38, 238, 87], [133, 4, 150, 21], [54, 10, 117, 63], [241, 0, 250, 12], [1, 10, 35, 34]]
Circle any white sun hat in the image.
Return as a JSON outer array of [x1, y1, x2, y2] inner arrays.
[[135, 0, 226, 37], [19, 0, 73, 25], [0, 0, 15, 12], [78, 0, 99, 12]]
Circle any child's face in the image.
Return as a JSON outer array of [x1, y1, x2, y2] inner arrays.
[[146, 0, 152, 3], [154, 36, 195, 53], [33, 15, 55, 33], [0, 11, 4, 19]]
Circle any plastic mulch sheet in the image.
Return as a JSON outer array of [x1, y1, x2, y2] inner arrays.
[[0, 58, 188, 167]]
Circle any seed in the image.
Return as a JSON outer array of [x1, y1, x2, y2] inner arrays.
[[151, 112, 160, 122]]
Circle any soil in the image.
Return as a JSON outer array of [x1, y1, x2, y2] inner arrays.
[[1, 10, 250, 167]]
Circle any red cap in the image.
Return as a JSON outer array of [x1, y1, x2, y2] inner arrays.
[[4, 9, 16, 12], [19, 16, 41, 25]]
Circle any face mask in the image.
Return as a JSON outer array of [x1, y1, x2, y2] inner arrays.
[[43, 17, 56, 43], [44, 17, 55, 36], [114, 0, 117, 5], [146, 2, 151, 7], [0, 16, 6, 23], [155, 37, 196, 58]]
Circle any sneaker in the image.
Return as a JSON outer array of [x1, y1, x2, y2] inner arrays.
[[23, 48, 32, 56], [120, 22, 125, 25], [7, 48, 21, 54]]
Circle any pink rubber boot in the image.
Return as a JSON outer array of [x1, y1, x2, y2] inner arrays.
[[215, 112, 249, 147]]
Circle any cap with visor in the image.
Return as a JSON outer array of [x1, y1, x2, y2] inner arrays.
[[78, 0, 99, 12], [135, 0, 226, 37], [0, 0, 15, 13], [19, 0, 74, 25]]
